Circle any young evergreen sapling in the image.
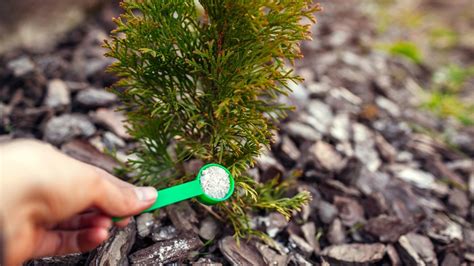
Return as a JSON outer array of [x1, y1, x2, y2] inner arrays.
[[105, 0, 320, 237]]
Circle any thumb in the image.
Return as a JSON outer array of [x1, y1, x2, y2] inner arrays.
[[92, 173, 157, 218]]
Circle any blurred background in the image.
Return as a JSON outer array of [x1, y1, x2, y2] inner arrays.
[[1, 0, 472, 126], [1, 0, 473, 265]]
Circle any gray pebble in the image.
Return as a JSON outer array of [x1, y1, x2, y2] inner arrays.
[[44, 114, 96, 145], [75, 88, 117, 108]]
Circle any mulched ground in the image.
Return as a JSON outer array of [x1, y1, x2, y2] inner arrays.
[[1, 0, 473, 265]]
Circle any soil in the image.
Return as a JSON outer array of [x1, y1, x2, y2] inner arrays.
[[1, 0, 473, 265]]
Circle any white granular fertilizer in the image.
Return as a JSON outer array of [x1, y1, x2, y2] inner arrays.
[[200, 166, 230, 199]]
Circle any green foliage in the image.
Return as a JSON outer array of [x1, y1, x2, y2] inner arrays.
[[423, 91, 474, 126], [105, 0, 319, 237], [429, 27, 459, 49], [432, 64, 474, 92], [385, 41, 423, 64], [422, 64, 474, 126]]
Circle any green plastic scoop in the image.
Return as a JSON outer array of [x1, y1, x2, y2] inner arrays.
[[113, 163, 234, 222]]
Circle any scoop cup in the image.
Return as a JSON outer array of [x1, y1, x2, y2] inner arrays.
[[113, 163, 234, 221]]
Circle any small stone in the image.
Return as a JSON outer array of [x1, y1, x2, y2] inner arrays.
[[306, 82, 330, 96], [395, 167, 449, 196], [93, 108, 131, 139], [397, 233, 437, 266], [199, 217, 219, 240], [103, 132, 126, 150], [330, 113, 351, 142], [353, 123, 381, 172], [383, 183, 425, 225], [255, 242, 288, 266], [305, 100, 333, 134], [44, 114, 96, 145], [327, 218, 346, 245], [278, 136, 300, 167], [386, 244, 401, 266], [441, 253, 460, 266], [328, 87, 363, 106], [7, 56, 35, 76], [84, 58, 113, 77], [328, 30, 350, 47], [317, 200, 338, 224], [375, 133, 397, 162], [446, 159, 472, 174], [289, 233, 314, 255], [301, 222, 319, 253], [151, 225, 178, 242], [375, 96, 401, 117], [322, 243, 386, 265], [136, 213, 154, 238], [75, 88, 117, 108], [448, 189, 470, 217], [287, 82, 309, 106], [219, 236, 265, 265], [265, 212, 288, 238], [44, 79, 70, 108], [354, 167, 389, 196], [65, 81, 88, 91], [323, 179, 361, 197], [448, 130, 474, 156], [334, 196, 365, 227], [426, 213, 463, 243], [464, 228, 474, 249], [364, 215, 413, 242], [298, 68, 315, 84], [309, 141, 345, 172], [129, 235, 203, 265], [256, 152, 285, 182], [464, 253, 474, 263], [284, 121, 322, 142]]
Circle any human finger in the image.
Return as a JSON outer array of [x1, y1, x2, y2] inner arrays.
[[33, 228, 108, 258], [92, 170, 157, 218], [54, 213, 112, 230]]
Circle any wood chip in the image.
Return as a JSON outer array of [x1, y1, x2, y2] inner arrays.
[[375, 133, 397, 162], [397, 233, 437, 266], [364, 215, 414, 242], [92, 108, 131, 139], [334, 196, 365, 226], [218, 236, 265, 265], [26, 253, 85, 265], [255, 241, 288, 266], [129, 235, 202, 265], [386, 244, 402, 266], [88, 219, 136, 265], [166, 201, 199, 234], [327, 218, 346, 245], [309, 141, 345, 172], [321, 243, 386, 264], [301, 222, 319, 253], [61, 139, 120, 173]]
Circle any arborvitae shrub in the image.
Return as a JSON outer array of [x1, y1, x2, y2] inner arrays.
[[105, 0, 320, 238]]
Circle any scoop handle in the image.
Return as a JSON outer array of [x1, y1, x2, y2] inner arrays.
[[144, 179, 203, 211], [112, 180, 203, 222]]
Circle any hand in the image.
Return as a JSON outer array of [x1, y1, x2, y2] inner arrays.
[[0, 139, 157, 265]]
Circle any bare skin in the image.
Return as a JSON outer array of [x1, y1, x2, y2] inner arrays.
[[0, 139, 157, 265]]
